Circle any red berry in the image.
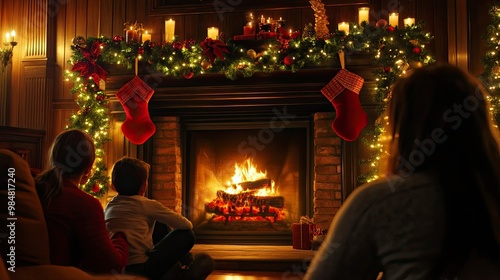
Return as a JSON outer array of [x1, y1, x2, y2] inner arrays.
[[412, 47, 421, 54]]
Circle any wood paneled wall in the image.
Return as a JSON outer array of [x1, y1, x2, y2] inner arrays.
[[0, 0, 491, 169]]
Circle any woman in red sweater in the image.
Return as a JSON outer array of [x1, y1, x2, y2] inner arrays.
[[36, 129, 129, 274]]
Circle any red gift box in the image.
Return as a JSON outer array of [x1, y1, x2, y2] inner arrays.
[[292, 223, 316, 250]]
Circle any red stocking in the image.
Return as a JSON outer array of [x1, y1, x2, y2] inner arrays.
[[116, 76, 156, 145], [321, 69, 368, 141]]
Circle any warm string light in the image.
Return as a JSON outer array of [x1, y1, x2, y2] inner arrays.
[[65, 18, 433, 189]]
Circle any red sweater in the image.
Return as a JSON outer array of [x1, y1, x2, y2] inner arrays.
[[44, 183, 128, 274]]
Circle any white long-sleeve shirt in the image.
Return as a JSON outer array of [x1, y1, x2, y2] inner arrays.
[[104, 195, 193, 265]]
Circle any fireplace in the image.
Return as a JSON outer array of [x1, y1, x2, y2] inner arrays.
[[108, 64, 374, 245], [183, 120, 309, 244], [145, 111, 347, 244]]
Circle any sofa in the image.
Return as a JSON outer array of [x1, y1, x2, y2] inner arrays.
[[0, 148, 146, 280]]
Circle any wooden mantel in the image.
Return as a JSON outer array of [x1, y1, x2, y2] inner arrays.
[[104, 53, 378, 120]]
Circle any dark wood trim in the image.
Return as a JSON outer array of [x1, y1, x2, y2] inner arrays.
[[0, 126, 46, 169], [148, 0, 371, 16]]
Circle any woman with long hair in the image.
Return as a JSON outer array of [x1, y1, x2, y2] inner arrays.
[[305, 64, 500, 279], [36, 129, 129, 274]]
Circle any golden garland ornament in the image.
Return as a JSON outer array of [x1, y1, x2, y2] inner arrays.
[[310, 0, 329, 38]]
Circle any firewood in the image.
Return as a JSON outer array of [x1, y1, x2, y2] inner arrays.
[[229, 178, 271, 190]]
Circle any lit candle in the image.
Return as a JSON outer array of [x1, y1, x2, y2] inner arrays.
[[126, 27, 138, 42], [165, 19, 175, 43], [389, 12, 399, 27], [207, 27, 219, 39], [358, 7, 369, 25], [141, 30, 152, 43], [243, 22, 253, 35], [261, 15, 265, 24], [10, 30, 15, 42], [6, 32, 10, 42], [338, 22, 350, 34], [404, 17, 415, 26]]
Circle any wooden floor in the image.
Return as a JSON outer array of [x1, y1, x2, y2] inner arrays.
[[190, 244, 316, 280]]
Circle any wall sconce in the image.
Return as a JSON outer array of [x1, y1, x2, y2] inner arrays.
[[1, 30, 17, 72], [4, 30, 18, 49]]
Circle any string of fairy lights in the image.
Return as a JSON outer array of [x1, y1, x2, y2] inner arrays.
[[480, 5, 500, 126], [66, 21, 435, 196]]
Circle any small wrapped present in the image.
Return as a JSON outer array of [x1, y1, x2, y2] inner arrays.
[[292, 216, 316, 250]]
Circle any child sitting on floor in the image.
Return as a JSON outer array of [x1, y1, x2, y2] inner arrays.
[[104, 157, 214, 280]]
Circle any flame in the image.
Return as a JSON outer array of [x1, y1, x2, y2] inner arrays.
[[225, 159, 276, 196], [230, 159, 267, 184]]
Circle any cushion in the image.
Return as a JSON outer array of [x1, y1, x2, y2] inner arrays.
[[0, 149, 50, 266]]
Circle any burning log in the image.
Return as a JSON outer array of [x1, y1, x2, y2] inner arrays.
[[212, 191, 284, 209], [229, 178, 271, 190]]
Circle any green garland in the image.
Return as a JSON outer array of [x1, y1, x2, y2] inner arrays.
[[480, 5, 500, 124], [66, 22, 434, 196], [0, 48, 13, 73]]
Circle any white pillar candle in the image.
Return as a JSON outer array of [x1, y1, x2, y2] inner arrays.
[[358, 7, 369, 25], [141, 30, 152, 43], [389, 13, 399, 27], [165, 19, 175, 43], [338, 22, 350, 34], [404, 17, 415, 26], [207, 27, 219, 39]]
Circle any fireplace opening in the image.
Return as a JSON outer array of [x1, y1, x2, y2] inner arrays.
[[183, 120, 312, 244]]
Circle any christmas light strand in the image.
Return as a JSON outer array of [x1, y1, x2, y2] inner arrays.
[[67, 22, 435, 195]]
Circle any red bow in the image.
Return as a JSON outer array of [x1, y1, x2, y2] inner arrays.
[[71, 41, 107, 84], [200, 38, 229, 64]]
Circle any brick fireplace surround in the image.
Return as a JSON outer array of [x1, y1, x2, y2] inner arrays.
[[108, 59, 375, 241], [149, 112, 342, 231]]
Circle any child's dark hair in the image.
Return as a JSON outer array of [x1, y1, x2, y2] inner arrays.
[[111, 157, 150, 196]]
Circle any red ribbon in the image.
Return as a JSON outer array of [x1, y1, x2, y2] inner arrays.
[[71, 41, 107, 84]]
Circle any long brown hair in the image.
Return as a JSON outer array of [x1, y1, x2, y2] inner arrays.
[[36, 129, 95, 206], [381, 64, 500, 270]]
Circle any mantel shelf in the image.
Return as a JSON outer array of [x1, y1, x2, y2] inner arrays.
[[105, 53, 379, 119]]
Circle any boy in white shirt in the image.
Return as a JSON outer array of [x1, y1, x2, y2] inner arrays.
[[105, 157, 214, 280]]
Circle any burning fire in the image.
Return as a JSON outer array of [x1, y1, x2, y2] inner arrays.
[[225, 159, 277, 196], [204, 158, 285, 222]]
